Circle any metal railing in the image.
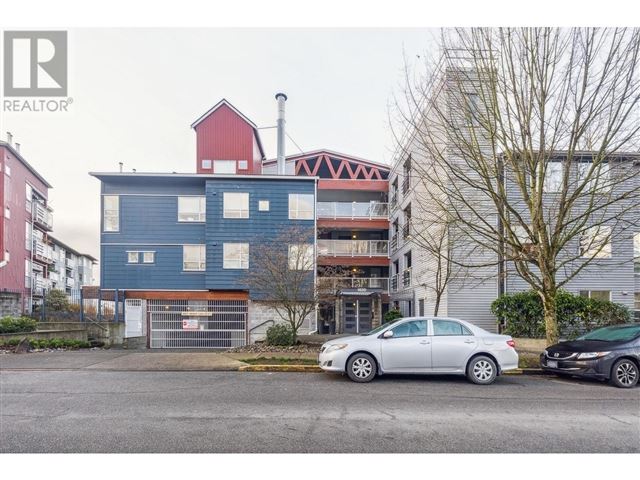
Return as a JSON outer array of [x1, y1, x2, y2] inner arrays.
[[317, 239, 389, 257], [33, 240, 54, 263], [316, 202, 388, 219], [319, 277, 389, 292], [33, 203, 53, 230], [402, 268, 412, 288], [390, 233, 399, 252], [402, 222, 411, 239], [402, 175, 410, 194], [391, 275, 399, 292]]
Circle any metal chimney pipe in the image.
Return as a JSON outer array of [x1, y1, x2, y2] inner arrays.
[[6, 132, 13, 145], [275, 93, 287, 175], [15, 143, 20, 153], [119, 162, 123, 172]]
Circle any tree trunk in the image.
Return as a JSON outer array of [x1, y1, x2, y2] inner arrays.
[[540, 290, 559, 346], [433, 295, 441, 316]]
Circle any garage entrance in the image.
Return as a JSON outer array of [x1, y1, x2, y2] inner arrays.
[[148, 299, 248, 349]]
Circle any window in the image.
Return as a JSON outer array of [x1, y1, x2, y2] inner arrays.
[[289, 193, 314, 220], [418, 299, 425, 316], [258, 200, 270, 212], [433, 320, 473, 336], [103, 195, 119, 232], [25, 222, 32, 250], [214, 160, 236, 174], [178, 196, 206, 222], [580, 226, 611, 259], [579, 290, 611, 302], [223, 243, 249, 269], [143, 252, 155, 264], [183, 245, 206, 271], [288, 244, 314, 270], [543, 162, 563, 192], [24, 260, 31, 288], [577, 161, 611, 192], [4, 206, 9, 219], [25, 183, 33, 212], [4, 164, 10, 176], [201, 159, 212, 169], [223, 192, 249, 218], [238, 160, 248, 170], [128, 252, 139, 263], [634, 233, 640, 274], [390, 320, 428, 338]]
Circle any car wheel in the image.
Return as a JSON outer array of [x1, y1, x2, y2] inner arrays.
[[467, 355, 497, 385], [346, 353, 376, 383], [610, 359, 639, 388]]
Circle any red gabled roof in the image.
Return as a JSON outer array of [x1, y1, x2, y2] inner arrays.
[[190, 98, 265, 160]]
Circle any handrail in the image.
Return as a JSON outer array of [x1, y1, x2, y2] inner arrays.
[[249, 319, 275, 333], [316, 201, 388, 219]]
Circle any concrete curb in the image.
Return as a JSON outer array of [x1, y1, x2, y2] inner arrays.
[[238, 364, 322, 372], [503, 368, 546, 375]]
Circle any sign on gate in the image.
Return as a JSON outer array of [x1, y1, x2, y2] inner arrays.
[[182, 319, 199, 330]]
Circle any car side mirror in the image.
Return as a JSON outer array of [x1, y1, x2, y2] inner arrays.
[[382, 330, 394, 339]]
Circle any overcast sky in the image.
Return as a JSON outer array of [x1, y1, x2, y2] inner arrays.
[[1, 28, 436, 265]]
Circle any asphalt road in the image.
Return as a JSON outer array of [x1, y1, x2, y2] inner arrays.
[[0, 371, 638, 453]]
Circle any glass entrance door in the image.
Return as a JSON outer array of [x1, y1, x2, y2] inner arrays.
[[343, 297, 372, 334]]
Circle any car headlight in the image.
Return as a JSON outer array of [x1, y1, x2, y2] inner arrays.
[[577, 352, 610, 360], [324, 344, 348, 353], [543, 349, 548, 357]]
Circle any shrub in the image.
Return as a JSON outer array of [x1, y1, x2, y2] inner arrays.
[[265, 323, 296, 346], [0, 316, 38, 334], [0, 338, 91, 350], [384, 309, 403, 323], [492, 290, 632, 339], [45, 289, 70, 312]]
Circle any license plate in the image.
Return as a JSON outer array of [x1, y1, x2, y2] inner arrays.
[[547, 360, 558, 368]]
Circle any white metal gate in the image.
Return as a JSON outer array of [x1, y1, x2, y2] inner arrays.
[[125, 299, 146, 338], [148, 299, 248, 349]]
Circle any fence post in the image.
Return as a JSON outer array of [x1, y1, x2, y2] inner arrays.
[[115, 289, 119, 323], [80, 288, 84, 322]]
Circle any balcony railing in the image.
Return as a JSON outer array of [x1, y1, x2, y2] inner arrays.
[[319, 277, 389, 292], [33, 240, 54, 264], [402, 222, 411, 239], [391, 274, 399, 292], [402, 268, 412, 288], [66, 277, 75, 287], [33, 203, 53, 231], [402, 175, 410, 194], [316, 202, 388, 219], [317, 239, 389, 257], [390, 233, 399, 252]]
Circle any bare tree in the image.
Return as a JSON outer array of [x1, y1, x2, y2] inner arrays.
[[393, 28, 640, 344], [246, 226, 343, 341]]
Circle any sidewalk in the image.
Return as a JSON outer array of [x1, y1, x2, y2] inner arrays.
[[0, 350, 246, 371]]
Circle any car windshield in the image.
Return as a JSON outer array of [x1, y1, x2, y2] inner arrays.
[[577, 324, 640, 342], [361, 320, 401, 336]]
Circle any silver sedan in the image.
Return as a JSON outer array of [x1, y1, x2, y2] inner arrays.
[[318, 317, 519, 384]]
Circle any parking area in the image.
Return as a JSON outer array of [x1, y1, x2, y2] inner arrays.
[[1, 370, 638, 453]]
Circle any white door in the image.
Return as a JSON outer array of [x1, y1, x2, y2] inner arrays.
[[380, 320, 431, 371], [430, 319, 478, 371], [125, 299, 145, 338]]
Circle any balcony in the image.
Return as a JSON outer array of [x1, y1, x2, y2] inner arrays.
[[390, 233, 399, 252], [319, 277, 389, 293], [402, 268, 412, 288], [317, 239, 389, 257], [66, 277, 75, 288], [33, 203, 53, 231], [317, 202, 388, 219], [402, 222, 411, 239], [32, 240, 54, 264], [391, 274, 398, 292]]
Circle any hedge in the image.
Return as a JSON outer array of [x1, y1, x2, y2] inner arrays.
[[491, 290, 631, 339], [265, 324, 296, 346], [0, 316, 38, 334]]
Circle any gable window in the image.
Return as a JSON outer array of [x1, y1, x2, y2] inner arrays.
[[178, 196, 206, 222], [183, 245, 206, 271], [223, 243, 249, 269], [238, 160, 248, 170], [580, 226, 612, 259], [103, 195, 119, 232], [127, 252, 139, 263], [579, 290, 611, 302], [288, 244, 314, 270], [258, 200, 270, 212], [223, 192, 249, 218], [214, 160, 236, 174], [288, 194, 314, 220], [201, 159, 212, 169]]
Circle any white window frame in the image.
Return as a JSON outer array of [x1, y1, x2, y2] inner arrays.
[[258, 200, 270, 212], [288, 193, 314, 220], [223, 192, 249, 219], [288, 243, 314, 270], [103, 195, 120, 232], [25, 222, 32, 250], [223, 243, 249, 269], [142, 251, 155, 264], [580, 226, 612, 259], [4, 206, 9, 219], [543, 162, 564, 193], [201, 159, 212, 169], [183, 245, 206, 271], [127, 252, 139, 263], [238, 160, 248, 170], [25, 183, 33, 212], [4, 164, 10, 176], [214, 160, 237, 174], [577, 161, 611, 192], [178, 196, 206, 222], [579, 290, 612, 302]]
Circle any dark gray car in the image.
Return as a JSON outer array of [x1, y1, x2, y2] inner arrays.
[[540, 323, 640, 388]]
